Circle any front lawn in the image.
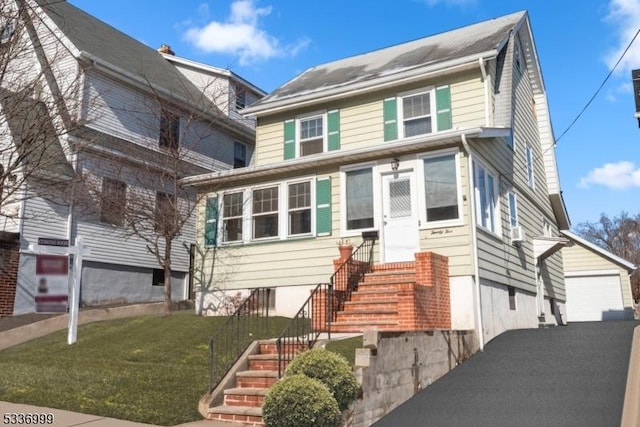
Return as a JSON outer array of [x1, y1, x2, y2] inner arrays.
[[0, 312, 292, 426]]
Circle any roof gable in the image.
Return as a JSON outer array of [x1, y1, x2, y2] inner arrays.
[[561, 230, 637, 272], [34, 0, 206, 106]]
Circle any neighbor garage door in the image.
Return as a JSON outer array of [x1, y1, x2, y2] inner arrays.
[[565, 274, 624, 322]]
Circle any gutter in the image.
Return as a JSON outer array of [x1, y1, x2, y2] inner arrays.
[[461, 134, 485, 351], [181, 127, 512, 187], [243, 49, 499, 117]]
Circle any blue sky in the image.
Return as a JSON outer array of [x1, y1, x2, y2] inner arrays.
[[68, 0, 640, 228]]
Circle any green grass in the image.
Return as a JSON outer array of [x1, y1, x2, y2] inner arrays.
[[0, 312, 292, 426], [325, 335, 363, 366]]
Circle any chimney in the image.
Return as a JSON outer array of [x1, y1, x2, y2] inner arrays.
[[157, 44, 174, 55]]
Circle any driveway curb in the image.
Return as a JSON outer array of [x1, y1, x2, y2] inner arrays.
[[622, 325, 640, 427]]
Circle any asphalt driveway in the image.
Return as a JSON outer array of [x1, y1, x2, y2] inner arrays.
[[373, 321, 638, 427]]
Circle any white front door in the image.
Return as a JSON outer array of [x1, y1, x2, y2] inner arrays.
[[382, 170, 419, 263]]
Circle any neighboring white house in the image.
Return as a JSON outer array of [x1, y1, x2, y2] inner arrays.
[[561, 230, 636, 321], [184, 11, 571, 346], [0, 0, 264, 314]]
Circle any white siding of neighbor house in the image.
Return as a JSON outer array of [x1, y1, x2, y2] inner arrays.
[[562, 243, 634, 310], [73, 153, 193, 272], [20, 191, 70, 246], [83, 72, 161, 148]]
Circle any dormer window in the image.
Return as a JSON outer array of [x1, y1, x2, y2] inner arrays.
[[159, 109, 179, 150]]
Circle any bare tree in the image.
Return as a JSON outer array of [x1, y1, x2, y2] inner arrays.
[[0, 0, 87, 226], [77, 77, 247, 316], [575, 212, 640, 302]]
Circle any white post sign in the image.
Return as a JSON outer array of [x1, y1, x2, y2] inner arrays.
[[27, 236, 90, 345]]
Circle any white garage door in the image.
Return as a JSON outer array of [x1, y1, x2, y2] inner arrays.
[[565, 274, 624, 322]]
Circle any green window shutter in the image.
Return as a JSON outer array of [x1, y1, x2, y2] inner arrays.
[[204, 196, 218, 247], [383, 97, 398, 141], [436, 85, 452, 131], [327, 109, 340, 151], [283, 119, 295, 160], [315, 177, 332, 236]]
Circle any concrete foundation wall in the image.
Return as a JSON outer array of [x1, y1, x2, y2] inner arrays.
[[350, 330, 478, 427], [450, 275, 475, 330], [480, 280, 538, 344], [13, 256, 187, 314]]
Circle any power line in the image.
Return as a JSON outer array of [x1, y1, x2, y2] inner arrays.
[[555, 27, 640, 144]]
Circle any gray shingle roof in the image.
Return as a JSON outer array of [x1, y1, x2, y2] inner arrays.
[[250, 11, 526, 111], [36, 0, 206, 106]]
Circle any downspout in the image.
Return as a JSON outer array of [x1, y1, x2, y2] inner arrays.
[[478, 57, 490, 127], [462, 134, 485, 351]]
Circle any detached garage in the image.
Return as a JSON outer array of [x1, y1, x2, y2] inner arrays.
[[561, 231, 636, 322]]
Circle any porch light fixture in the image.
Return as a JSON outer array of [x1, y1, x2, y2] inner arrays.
[[391, 158, 400, 171]]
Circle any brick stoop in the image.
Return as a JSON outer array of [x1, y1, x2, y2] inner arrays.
[[330, 252, 451, 333], [207, 341, 303, 426]]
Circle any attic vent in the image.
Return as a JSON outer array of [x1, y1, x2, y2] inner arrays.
[[157, 44, 174, 55]]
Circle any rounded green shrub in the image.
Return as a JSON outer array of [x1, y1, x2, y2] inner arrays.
[[286, 347, 359, 411], [262, 374, 341, 427]]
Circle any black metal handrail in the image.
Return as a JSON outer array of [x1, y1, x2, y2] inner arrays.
[[209, 288, 271, 391], [275, 234, 377, 377]]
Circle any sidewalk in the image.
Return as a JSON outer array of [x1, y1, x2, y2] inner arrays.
[[0, 401, 242, 427]]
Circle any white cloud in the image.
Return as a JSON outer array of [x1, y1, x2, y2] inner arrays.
[[578, 161, 640, 189], [604, 0, 640, 74], [183, 0, 306, 65]]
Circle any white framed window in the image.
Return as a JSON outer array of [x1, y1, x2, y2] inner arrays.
[[399, 88, 434, 138], [288, 181, 312, 236], [420, 151, 462, 226], [542, 219, 553, 237], [216, 176, 317, 243], [343, 166, 375, 231], [508, 191, 518, 228], [252, 186, 279, 239], [525, 143, 535, 188], [473, 160, 499, 234], [298, 114, 324, 156], [222, 192, 244, 242]]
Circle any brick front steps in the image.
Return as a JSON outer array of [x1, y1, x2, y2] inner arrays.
[[205, 252, 451, 425]]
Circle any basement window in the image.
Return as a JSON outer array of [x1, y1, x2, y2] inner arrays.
[[152, 269, 164, 286], [508, 286, 516, 311]]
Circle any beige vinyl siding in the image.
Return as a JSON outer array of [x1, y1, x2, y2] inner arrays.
[[252, 69, 486, 166], [339, 101, 382, 151], [562, 244, 634, 308], [449, 73, 485, 129], [254, 118, 284, 165]]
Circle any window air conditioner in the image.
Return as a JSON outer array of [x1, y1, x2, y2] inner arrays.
[[510, 225, 525, 243]]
